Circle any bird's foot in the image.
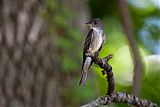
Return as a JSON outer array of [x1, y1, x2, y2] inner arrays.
[[94, 51, 99, 57]]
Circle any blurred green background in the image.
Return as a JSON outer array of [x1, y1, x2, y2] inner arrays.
[[44, 0, 160, 106], [0, 0, 159, 106]]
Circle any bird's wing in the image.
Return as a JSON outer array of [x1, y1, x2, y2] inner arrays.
[[80, 29, 94, 86], [82, 29, 93, 67], [83, 29, 93, 54]]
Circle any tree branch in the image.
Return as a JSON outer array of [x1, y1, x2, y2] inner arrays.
[[118, 0, 142, 96], [81, 53, 157, 107]]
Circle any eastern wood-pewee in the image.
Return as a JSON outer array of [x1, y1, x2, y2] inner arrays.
[[79, 18, 106, 86]]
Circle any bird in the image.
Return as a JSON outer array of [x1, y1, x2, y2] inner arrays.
[[79, 18, 106, 86]]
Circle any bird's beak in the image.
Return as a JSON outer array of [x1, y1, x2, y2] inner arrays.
[[85, 21, 91, 25], [85, 21, 92, 28]]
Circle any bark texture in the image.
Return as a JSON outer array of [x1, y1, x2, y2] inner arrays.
[[0, 0, 60, 107], [0, 0, 90, 106]]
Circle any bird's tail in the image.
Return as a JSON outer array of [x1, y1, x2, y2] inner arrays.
[[79, 57, 92, 86], [79, 70, 87, 86]]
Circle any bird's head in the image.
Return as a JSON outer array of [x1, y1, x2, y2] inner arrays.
[[86, 18, 103, 29]]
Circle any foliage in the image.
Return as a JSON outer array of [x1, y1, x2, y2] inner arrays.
[[43, 0, 160, 106]]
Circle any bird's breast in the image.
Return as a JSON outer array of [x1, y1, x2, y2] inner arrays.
[[89, 30, 103, 53]]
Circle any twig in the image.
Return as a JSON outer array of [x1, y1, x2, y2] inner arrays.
[[81, 53, 157, 107]]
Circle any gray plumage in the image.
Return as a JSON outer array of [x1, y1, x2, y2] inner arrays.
[[79, 18, 106, 86]]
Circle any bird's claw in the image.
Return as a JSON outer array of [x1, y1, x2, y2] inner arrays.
[[94, 51, 99, 57]]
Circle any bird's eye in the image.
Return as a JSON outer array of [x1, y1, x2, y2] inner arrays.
[[94, 21, 97, 25]]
